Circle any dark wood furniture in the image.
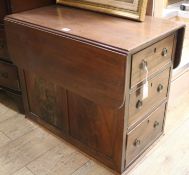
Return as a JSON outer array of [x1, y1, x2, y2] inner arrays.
[[5, 5, 185, 174], [0, 0, 55, 112]]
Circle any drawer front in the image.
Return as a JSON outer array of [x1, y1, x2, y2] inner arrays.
[[0, 28, 10, 60], [0, 1, 7, 23], [129, 68, 170, 127], [131, 35, 174, 88], [126, 103, 166, 166], [0, 62, 20, 91]]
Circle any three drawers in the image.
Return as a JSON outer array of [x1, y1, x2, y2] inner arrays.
[[126, 35, 175, 168], [128, 68, 170, 127], [131, 35, 174, 88], [0, 27, 9, 61], [126, 103, 166, 166], [0, 61, 20, 91]]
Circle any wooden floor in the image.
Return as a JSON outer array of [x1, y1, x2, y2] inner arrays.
[[0, 68, 189, 175]]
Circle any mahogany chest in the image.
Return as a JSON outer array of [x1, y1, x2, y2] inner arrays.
[[5, 6, 185, 174]]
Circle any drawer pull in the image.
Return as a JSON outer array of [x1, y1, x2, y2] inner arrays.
[[154, 121, 160, 128], [134, 139, 141, 147], [140, 60, 148, 70], [162, 48, 168, 57], [0, 72, 8, 79], [157, 84, 164, 93], [136, 100, 143, 109]]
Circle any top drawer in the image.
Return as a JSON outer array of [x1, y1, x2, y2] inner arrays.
[[131, 35, 175, 88]]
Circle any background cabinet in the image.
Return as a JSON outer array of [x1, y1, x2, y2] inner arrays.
[[0, 0, 55, 112]]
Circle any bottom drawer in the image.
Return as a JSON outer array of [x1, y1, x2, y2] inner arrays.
[[0, 62, 20, 91], [126, 103, 166, 166]]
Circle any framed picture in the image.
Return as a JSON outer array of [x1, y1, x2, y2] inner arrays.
[[57, 0, 148, 21]]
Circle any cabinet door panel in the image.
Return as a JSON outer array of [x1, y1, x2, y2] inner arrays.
[[25, 71, 69, 132], [68, 91, 118, 158]]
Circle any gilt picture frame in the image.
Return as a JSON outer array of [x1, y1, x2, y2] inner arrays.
[[57, 0, 148, 21]]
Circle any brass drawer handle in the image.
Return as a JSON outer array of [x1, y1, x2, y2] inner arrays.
[[157, 84, 164, 93], [140, 60, 148, 70], [136, 100, 143, 109], [162, 48, 168, 57], [134, 139, 141, 147], [154, 121, 160, 128], [0, 72, 8, 79]]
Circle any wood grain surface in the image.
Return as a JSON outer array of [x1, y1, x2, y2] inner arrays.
[[5, 21, 126, 108], [5, 6, 185, 54]]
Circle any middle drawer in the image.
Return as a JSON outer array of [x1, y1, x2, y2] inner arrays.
[[128, 67, 170, 127]]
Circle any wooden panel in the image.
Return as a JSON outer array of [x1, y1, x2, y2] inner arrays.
[[0, 27, 9, 61], [68, 91, 119, 158], [24, 71, 69, 133], [20, 80, 125, 172], [0, 0, 7, 23], [5, 21, 126, 108], [8, 0, 55, 13], [0, 61, 20, 91], [131, 35, 174, 87], [126, 103, 166, 167], [129, 68, 170, 128]]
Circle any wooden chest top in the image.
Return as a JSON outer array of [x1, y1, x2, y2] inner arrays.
[[6, 5, 185, 53]]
